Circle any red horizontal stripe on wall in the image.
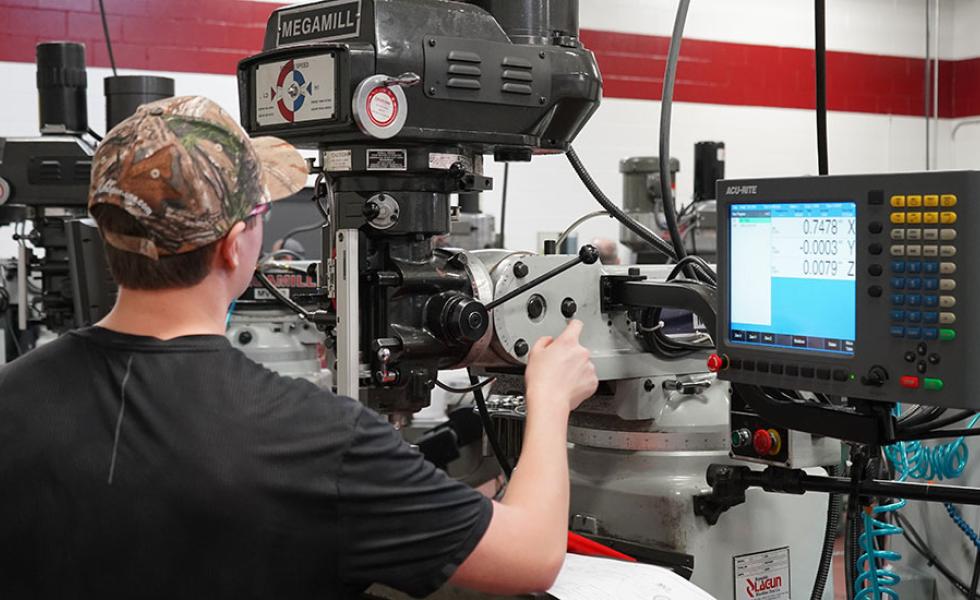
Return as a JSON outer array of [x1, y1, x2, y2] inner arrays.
[[581, 29, 956, 118], [0, 0, 978, 118]]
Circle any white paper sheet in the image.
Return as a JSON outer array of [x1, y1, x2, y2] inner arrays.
[[547, 554, 718, 600]]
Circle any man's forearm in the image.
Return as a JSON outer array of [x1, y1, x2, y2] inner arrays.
[[500, 391, 571, 565]]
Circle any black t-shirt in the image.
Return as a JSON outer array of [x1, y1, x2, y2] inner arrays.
[[0, 327, 492, 599]]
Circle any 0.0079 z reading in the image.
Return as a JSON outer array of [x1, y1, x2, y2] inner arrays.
[[801, 259, 853, 276], [799, 239, 839, 255]]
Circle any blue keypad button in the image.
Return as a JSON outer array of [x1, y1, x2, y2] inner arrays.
[[891, 294, 905, 306], [924, 312, 939, 324], [891, 261, 906, 273], [890, 310, 905, 322], [907, 277, 922, 290], [908, 261, 923, 274], [924, 328, 939, 340], [924, 261, 940, 274], [891, 326, 906, 337], [891, 277, 906, 289], [906, 327, 922, 339], [924, 278, 939, 291], [907, 311, 922, 322], [924, 295, 939, 307], [907, 294, 922, 306]]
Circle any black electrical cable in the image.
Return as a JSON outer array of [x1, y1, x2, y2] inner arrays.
[[810, 464, 842, 600], [433, 376, 497, 395], [499, 163, 509, 248], [815, 0, 829, 175], [279, 221, 325, 247], [468, 369, 513, 479], [900, 410, 975, 435], [894, 511, 980, 599], [566, 147, 677, 262], [895, 427, 980, 442], [253, 269, 313, 320], [87, 128, 103, 141], [970, 550, 980, 600], [659, 0, 692, 267], [97, 0, 118, 77]]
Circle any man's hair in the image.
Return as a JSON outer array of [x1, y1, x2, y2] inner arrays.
[[91, 205, 220, 290]]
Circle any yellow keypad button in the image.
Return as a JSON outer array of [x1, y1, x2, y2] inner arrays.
[[907, 195, 923, 207], [924, 195, 940, 207], [940, 212, 957, 224], [890, 195, 906, 208], [890, 212, 906, 224], [906, 212, 922, 224], [941, 194, 958, 207], [923, 212, 939, 224]]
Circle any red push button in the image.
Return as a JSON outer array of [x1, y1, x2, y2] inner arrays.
[[707, 354, 727, 372], [753, 429, 773, 455], [900, 376, 921, 389]]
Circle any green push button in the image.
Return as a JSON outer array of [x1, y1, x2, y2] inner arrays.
[[939, 328, 956, 341], [923, 377, 944, 391]]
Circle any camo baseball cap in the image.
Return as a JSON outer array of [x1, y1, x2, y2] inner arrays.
[[88, 95, 307, 260]]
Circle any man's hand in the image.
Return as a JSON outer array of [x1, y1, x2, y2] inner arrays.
[[524, 320, 598, 413]]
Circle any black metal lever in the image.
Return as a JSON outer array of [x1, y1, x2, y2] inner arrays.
[[484, 245, 599, 311]]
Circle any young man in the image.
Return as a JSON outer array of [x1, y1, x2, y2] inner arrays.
[[0, 96, 598, 599]]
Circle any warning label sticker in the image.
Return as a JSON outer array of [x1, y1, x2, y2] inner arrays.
[[367, 149, 407, 171], [734, 547, 790, 600]]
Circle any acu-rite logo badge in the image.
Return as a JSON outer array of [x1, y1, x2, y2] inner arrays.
[[277, 0, 361, 45]]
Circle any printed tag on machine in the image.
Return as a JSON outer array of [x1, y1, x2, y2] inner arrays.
[[733, 547, 790, 600]]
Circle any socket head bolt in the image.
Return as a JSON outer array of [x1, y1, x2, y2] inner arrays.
[[513, 261, 529, 278], [514, 338, 529, 357], [237, 331, 253, 345]]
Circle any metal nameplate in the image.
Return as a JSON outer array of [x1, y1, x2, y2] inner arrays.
[[277, 0, 361, 46]]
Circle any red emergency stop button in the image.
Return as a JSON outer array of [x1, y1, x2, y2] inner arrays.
[[900, 376, 921, 389], [753, 429, 773, 455], [707, 354, 728, 372]]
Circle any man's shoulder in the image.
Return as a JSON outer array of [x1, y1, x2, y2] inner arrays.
[[0, 333, 84, 384], [225, 348, 362, 422]]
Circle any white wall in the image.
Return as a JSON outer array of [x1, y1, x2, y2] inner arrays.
[[0, 0, 971, 260]]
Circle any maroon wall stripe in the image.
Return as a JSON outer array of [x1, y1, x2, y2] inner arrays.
[[1, 0, 977, 118]]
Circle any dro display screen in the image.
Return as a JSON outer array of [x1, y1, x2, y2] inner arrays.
[[728, 202, 857, 355]]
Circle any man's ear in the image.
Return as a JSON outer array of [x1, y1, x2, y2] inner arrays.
[[216, 222, 248, 272]]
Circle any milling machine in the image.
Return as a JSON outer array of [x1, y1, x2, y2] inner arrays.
[[236, 1, 835, 598]]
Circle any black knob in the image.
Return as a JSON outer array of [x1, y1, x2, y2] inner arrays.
[[868, 221, 883, 234], [869, 243, 883, 255], [579, 244, 599, 265], [513, 261, 529, 278], [868, 264, 883, 276], [861, 365, 889, 387], [237, 330, 253, 345], [561, 297, 577, 318], [446, 297, 489, 343], [868, 285, 883, 298], [363, 201, 381, 220], [514, 339, 529, 357], [527, 294, 546, 319]]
